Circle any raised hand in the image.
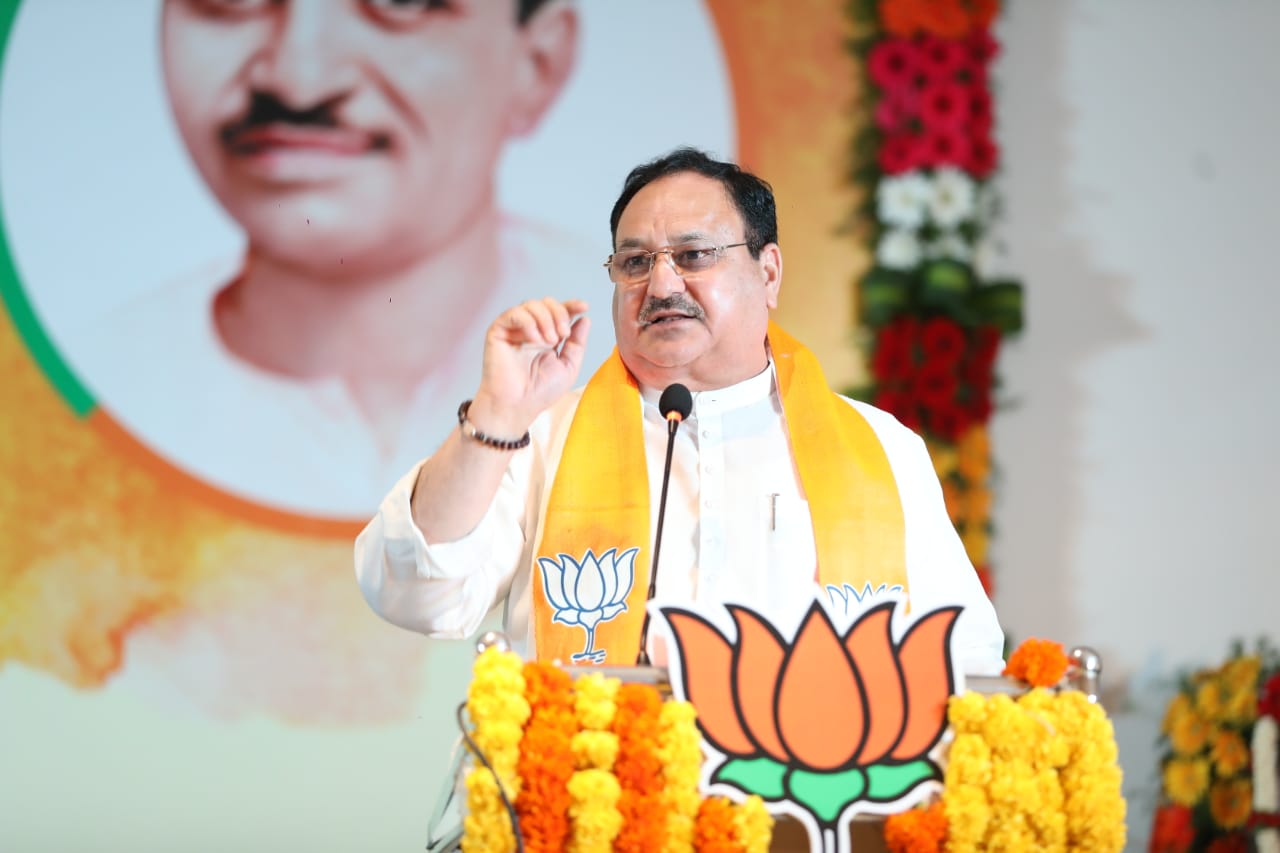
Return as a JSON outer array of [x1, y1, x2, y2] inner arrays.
[[467, 297, 591, 437]]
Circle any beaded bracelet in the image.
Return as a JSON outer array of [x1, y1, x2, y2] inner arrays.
[[457, 400, 531, 451]]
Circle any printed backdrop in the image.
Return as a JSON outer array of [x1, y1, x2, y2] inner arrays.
[[0, 1, 867, 849]]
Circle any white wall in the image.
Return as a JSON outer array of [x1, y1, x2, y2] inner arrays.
[[991, 1, 1280, 847]]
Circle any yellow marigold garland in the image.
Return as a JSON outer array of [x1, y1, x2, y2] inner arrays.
[[612, 683, 668, 852], [730, 795, 773, 853], [658, 700, 704, 853], [943, 688, 1125, 853], [462, 647, 530, 853], [564, 672, 622, 852]]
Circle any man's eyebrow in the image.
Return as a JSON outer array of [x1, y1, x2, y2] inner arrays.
[[615, 231, 712, 250]]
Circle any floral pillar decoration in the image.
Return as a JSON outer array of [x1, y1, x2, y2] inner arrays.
[[850, 0, 1024, 597]]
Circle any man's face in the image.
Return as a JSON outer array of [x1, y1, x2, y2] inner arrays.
[[611, 172, 782, 391], [161, 0, 572, 274]]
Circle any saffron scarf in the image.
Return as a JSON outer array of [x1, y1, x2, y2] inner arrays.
[[530, 322, 906, 664]]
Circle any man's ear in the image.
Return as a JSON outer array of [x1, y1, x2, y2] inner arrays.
[[507, 0, 578, 138], [760, 243, 783, 310]]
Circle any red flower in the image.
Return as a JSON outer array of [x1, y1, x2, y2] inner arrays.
[[966, 28, 1000, 66], [919, 128, 972, 170], [876, 388, 922, 431], [1150, 803, 1196, 853], [973, 564, 993, 597], [880, 133, 924, 174], [972, 325, 1002, 369], [964, 385, 993, 424], [918, 81, 971, 132], [666, 602, 960, 772], [921, 317, 966, 365], [1260, 672, 1280, 719], [872, 316, 920, 380], [875, 90, 919, 134], [924, 400, 969, 441], [868, 39, 922, 90], [965, 86, 994, 133], [918, 35, 966, 82], [913, 359, 959, 409], [966, 132, 1000, 178]]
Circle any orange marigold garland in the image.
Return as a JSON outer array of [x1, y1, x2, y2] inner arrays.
[[514, 662, 576, 852], [1004, 637, 1070, 688], [611, 682, 668, 852], [883, 800, 947, 853]]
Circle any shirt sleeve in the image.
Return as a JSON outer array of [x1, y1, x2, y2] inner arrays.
[[353, 455, 532, 641], [845, 399, 1008, 676]]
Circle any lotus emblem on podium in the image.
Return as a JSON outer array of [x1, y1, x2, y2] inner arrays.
[[537, 547, 637, 663]]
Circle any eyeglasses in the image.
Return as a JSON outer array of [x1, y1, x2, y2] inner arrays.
[[603, 241, 748, 286]]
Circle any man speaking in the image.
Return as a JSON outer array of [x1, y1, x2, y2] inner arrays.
[[354, 148, 1005, 675]]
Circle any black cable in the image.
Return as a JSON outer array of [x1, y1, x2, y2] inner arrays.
[[455, 701, 525, 853]]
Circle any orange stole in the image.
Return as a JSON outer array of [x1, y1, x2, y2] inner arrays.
[[531, 322, 906, 664]]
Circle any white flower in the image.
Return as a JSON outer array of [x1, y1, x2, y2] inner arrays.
[[876, 172, 931, 229], [928, 167, 977, 228], [876, 228, 922, 270], [1254, 716, 1279, 812], [975, 182, 1000, 224], [927, 230, 973, 263]]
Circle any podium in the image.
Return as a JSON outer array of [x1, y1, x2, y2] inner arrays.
[[439, 631, 1109, 853]]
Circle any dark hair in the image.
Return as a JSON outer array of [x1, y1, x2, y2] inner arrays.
[[609, 147, 778, 257], [518, 0, 553, 24]]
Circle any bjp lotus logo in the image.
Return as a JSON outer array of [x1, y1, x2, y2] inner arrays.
[[537, 547, 637, 664], [661, 599, 960, 850]]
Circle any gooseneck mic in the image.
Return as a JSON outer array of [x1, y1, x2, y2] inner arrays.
[[636, 383, 694, 666]]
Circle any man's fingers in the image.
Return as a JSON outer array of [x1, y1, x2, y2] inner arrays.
[[557, 314, 591, 371]]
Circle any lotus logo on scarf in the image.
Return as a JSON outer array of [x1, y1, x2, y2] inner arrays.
[[826, 582, 904, 611], [660, 599, 961, 853], [536, 547, 637, 664]]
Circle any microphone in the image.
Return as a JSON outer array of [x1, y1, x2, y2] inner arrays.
[[636, 383, 693, 666]]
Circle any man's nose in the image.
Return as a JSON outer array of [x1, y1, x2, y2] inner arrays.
[[247, 0, 360, 110], [644, 251, 687, 299]]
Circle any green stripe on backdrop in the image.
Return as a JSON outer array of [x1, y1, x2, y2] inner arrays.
[[0, 0, 97, 417]]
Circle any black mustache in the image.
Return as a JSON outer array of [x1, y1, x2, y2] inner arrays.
[[639, 295, 706, 324], [224, 90, 343, 135]]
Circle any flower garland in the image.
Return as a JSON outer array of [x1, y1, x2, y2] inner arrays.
[[459, 653, 773, 852], [657, 700, 704, 852], [567, 672, 622, 853], [943, 687, 1126, 852], [462, 647, 530, 853], [850, 0, 1023, 597], [883, 800, 947, 853], [1151, 643, 1280, 852], [514, 662, 576, 852], [612, 683, 667, 852]]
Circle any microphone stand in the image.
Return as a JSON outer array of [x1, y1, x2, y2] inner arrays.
[[636, 384, 691, 665]]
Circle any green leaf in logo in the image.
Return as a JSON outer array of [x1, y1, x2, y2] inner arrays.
[[787, 766, 867, 826], [865, 760, 941, 803], [711, 756, 789, 800]]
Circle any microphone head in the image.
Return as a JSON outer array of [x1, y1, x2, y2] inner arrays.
[[659, 383, 693, 422]]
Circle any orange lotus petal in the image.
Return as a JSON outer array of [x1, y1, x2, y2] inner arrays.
[[663, 609, 756, 757], [729, 606, 789, 763], [844, 602, 907, 765], [776, 604, 865, 770], [890, 606, 960, 761]]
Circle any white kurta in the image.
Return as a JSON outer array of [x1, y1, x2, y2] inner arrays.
[[354, 364, 1007, 675]]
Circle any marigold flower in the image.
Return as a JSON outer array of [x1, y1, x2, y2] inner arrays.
[[1163, 758, 1211, 807], [1168, 707, 1210, 756], [1003, 637, 1070, 688], [1209, 778, 1253, 830], [1210, 728, 1251, 777], [883, 800, 947, 853]]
